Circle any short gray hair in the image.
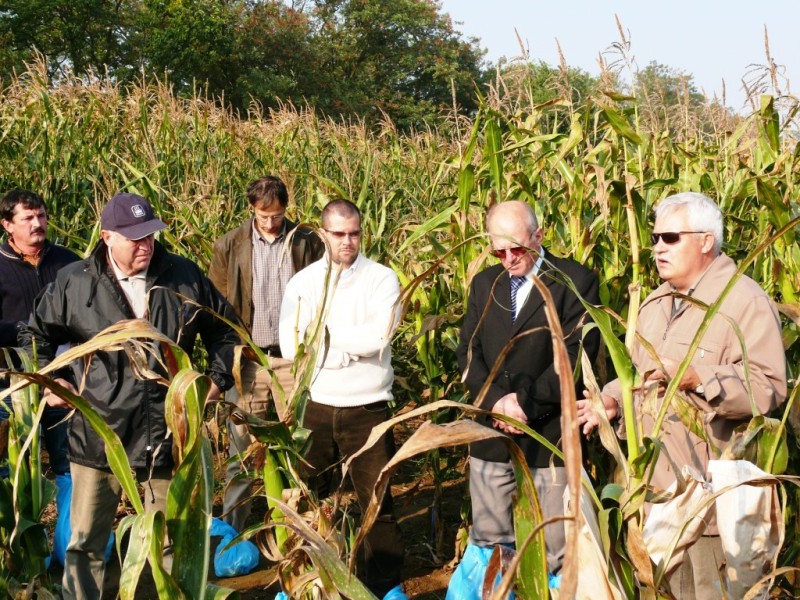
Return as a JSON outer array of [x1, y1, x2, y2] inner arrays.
[[655, 192, 723, 254]]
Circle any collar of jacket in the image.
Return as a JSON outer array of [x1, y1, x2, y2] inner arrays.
[[0, 239, 53, 263], [640, 253, 734, 313]]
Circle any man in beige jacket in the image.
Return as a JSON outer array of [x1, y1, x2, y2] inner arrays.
[[578, 192, 786, 599]]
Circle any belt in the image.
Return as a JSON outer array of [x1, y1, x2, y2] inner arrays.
[[258, 345, 282, 358]]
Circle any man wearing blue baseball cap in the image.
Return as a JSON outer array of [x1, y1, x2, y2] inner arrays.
[[20, 192, 239, 598]]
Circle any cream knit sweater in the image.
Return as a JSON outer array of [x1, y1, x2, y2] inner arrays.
[[279, 254, 400, 407]]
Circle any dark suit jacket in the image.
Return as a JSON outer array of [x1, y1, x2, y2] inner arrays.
[[456, 251, 600, 466], [209, 218, 324, 331]]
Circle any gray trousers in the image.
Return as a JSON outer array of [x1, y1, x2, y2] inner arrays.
[[223, 356, 294, 532], [469, 457, 567, 574], [63, 462, 170, 600]]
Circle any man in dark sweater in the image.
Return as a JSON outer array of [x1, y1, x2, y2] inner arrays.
[[0, 189, 80, 478]]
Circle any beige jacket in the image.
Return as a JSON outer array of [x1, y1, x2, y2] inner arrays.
[[604, 254, 787, 498]]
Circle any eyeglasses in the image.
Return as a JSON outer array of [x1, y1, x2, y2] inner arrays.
[[650, 231, 707, 245], [325, 229, 361, 240], [490, 246, 528, 259], [255, 213, 285, 224]]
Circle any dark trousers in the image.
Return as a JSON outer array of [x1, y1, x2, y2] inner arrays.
[[0, 400, 70, 477], [302, 400, 404, 597]]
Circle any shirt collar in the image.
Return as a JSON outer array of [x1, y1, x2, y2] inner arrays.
[[8, 238, 45, 266], [325, 252, 361, 280], [513, 247, 545, 280], [251, 219, 287, 244]]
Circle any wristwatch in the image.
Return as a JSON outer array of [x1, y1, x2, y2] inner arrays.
[[694, 384, 705, 396]]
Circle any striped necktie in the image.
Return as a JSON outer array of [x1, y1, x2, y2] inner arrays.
[[510, 275, 526, 322]]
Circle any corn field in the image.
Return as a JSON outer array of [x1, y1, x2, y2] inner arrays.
[[1, 57, 799, 598]]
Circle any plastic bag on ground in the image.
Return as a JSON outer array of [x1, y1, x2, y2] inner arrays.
[[210, 517, 260, 577], [445, 542, 515, 600], [382, 584, 409, 599]]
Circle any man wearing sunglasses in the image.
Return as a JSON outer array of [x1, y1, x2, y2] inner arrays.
[[279, 199, 406, 599], [209, 176, 323, 532], [450, 200, 600, 589], [578, 192, 786, 598]]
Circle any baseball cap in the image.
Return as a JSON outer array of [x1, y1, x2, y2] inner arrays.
[[101, 193, 167, 240]]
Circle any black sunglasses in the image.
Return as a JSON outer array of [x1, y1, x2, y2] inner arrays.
[[650, 231, 706, 245]]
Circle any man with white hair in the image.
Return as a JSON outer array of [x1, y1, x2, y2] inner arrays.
[[578, 191, 787, 598]]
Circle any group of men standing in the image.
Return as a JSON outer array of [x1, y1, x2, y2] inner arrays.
[[0, 180, 787, 600]]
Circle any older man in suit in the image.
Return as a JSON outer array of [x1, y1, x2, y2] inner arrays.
[[454, 200, 599, 580]]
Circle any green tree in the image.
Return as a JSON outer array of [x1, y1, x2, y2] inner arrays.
[[0, 0, 136, 79], [631, 61, 738, 138], [307, 0, 487, 128], [634, 60, 705, 109], [0, 0, 488, 127], [227, 1, 322, 112], [135, 0, 243, 99], [498, 60, 598, 107]]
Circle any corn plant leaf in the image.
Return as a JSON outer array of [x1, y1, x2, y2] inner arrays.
[[601, 107, 642, 144], [722, 416, 789, 475], [4, 372, 144, 514], [262, 498, 377, 599], [116, 514, 152, 600], [394, 204, 458, 255], [484, 116, 504, 193], [344, 413, 549, 599], [165, 369, 215, 598], [148, 511, 187, 599], [458, 164, 475, 212], [203, 584, 240, 599]]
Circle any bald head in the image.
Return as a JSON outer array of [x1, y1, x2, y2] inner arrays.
[[486, 201, 538, 234], [486, 201, 542, 277]]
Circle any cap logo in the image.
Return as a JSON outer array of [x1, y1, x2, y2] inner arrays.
[[131, 205, 146, 218]]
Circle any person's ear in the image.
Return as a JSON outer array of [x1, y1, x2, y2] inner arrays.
[[701, 232, 715, 254]]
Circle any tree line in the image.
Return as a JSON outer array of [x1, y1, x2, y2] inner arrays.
[[0, 0, 722, 131]]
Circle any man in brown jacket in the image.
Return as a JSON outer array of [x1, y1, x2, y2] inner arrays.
[[578, 192, 786, 598], [209, 176, 323, 531]]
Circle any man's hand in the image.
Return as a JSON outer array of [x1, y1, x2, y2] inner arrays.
[[491, 393, 528, 435], [647, 357, 702, 392], [43, 378, 77, 409], [207, 382, 222, 402], [576, 391, 619, 435]]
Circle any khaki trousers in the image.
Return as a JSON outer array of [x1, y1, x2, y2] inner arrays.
[[62, 462, 170, 600], [222, 356, 294, 532], [666, 535, 725, 599]]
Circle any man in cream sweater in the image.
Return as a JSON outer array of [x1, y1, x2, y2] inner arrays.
[[279, 199, 405, 599]]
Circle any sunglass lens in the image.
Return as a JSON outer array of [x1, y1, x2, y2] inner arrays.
[[651, 232, 681, 245]]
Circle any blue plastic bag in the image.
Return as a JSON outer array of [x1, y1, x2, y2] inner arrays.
[[445, 543, 515, 600], [383, 584, 409, 599], [53, 473, 114, 567], [211, 517, 260, 577]]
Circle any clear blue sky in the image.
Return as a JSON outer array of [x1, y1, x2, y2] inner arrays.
[[440, 0, 798, 111]]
